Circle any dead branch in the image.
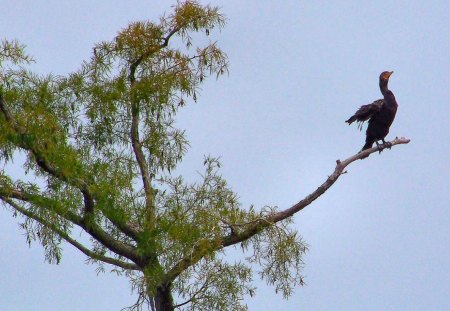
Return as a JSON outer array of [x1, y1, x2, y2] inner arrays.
[[164, 136, 411, 283], [270, 136, 411, 222]]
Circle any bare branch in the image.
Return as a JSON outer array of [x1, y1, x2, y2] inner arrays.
[[270, 137, 411, 222], [225, 137, 412, 245], [164, 137, 411, 282]]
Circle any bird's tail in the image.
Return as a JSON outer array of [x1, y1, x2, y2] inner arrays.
[[345, 116, 356, 124]]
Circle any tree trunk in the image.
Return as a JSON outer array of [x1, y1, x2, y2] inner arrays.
[[154, 284, 174, 311]]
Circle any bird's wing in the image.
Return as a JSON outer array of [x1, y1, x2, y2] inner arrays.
[[345, 99, 384, 130]]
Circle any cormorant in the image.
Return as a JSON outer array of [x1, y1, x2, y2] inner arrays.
[[346, 71, 398, 153]]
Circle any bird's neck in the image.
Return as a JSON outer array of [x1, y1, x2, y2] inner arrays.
[[379, 79, 389, 96]]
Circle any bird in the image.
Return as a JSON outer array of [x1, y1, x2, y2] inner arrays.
[[346, 71, 398, 154]]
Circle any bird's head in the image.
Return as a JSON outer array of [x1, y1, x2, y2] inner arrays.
[[380, 71, 394, 81]]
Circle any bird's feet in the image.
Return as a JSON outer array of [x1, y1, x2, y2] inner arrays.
[[383, 141, 392, 149], [376, 140, 392, 153], [375, 143, 383, 154]]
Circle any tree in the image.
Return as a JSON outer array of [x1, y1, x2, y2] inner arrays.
[[0, 1, 410, 310]]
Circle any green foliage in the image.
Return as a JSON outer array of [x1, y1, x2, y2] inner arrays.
[[0, 39, 34, 65], [174, 256, 254, 311], [246, 214, 308, 298], [0, 2, 308, 310]]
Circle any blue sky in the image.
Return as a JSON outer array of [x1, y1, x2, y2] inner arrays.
[[1, 1, 449, 310]]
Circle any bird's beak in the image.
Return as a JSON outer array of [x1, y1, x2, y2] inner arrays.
[[388, 71, 394, 77]]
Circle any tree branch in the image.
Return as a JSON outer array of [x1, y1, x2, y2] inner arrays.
[[128, 26, 179, 84], [1, 197, 140, 270], [173, 277, 209, 309], [224, 137, 411, 245], [0, 91, 14, 123], [271, 137, 411, 221], [161, 27, 180, 48], [0, 90, 141, 241], [164, 137, 411, 282], [0, 186, 144, 266], [0, 90, 95, 213], [127, 28, 185, 228], [127, 26, 184, 210], [130, 101, 155, 214]]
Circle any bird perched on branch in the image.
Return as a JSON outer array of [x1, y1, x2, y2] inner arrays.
[[346, 71, 398, 153]]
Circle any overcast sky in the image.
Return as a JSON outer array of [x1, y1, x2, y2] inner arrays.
[[1, 1, 449, 310]]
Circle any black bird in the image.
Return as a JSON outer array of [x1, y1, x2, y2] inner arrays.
[[346, 71, 398, 152]]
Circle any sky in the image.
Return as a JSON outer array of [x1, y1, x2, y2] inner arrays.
[[1, 1, 449, 310]]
